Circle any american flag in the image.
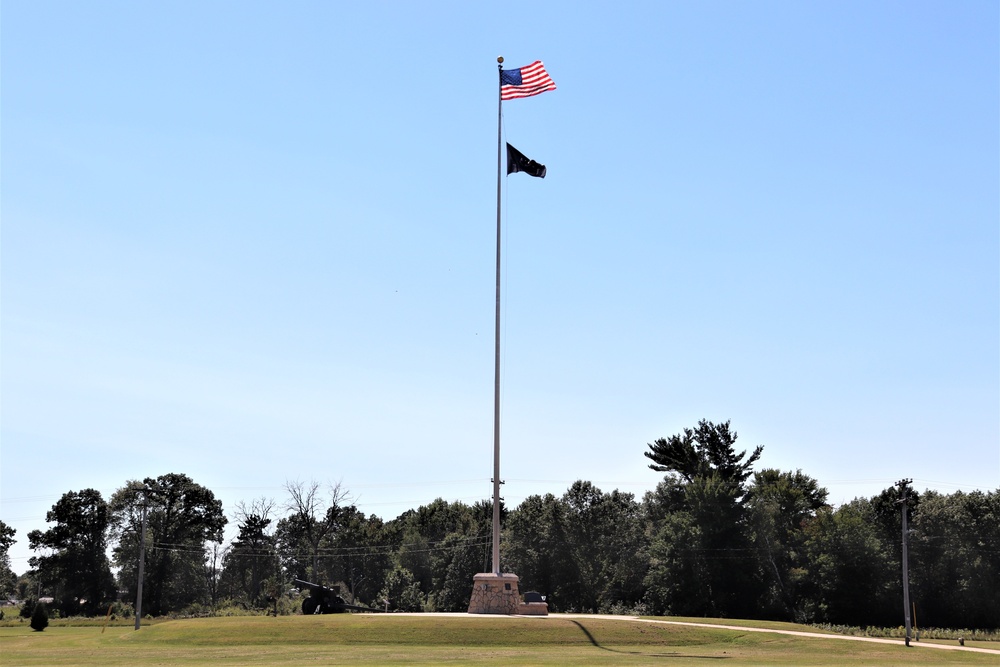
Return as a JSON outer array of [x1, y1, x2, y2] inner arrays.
[[500, 61, 557, 100]]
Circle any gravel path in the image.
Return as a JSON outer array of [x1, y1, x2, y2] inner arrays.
[[397, 612, 999, 655], [556, 614, 1000, 656]]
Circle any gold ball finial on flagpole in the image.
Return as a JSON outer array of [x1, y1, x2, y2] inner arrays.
[[497, 56, 504, 64]]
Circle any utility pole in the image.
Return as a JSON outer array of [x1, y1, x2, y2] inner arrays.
[[134, 490, 148, 631], [896, 478, 913, 647]]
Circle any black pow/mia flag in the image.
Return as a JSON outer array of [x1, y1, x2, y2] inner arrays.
[[506, 143, 546, 178]]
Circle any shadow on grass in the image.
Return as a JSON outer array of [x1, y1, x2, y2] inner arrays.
[[568, 620, 729, 660]]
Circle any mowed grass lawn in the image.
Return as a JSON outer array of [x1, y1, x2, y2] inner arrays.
[[1, 614, 995, 666]]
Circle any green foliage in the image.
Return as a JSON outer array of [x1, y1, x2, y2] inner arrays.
[[110, 473, 227, 617], [504, 482, 646, 613], [564, 482, 647, 612], [428, 532, 482, 612], [644, 511, 713, 616], [27, 489, 116, 617], [205, 595, 301, 617], [21, 452, 999, 631], [0, 521, 16, 599], [644, 420, 763, 498], [221, 500, 279, 609], [502, 493, 570, 604], [379, 565, 424, 612], [642, 421, 764, 619], [747, 469, 829, 621], [813, 624, 1000, 642], [428, 500, 492, 611], [797, 501, 896, 625], [321, 507, 394, 605], [910, 489, 1000, 628], [109, 600, 134, 619], [382, 498, 493, 611], [29, 601, 48, 631], [15, 572, 36, 601], [274, 480, 349, 585]]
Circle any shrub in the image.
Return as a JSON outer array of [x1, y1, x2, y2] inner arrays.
[[600, 600, 651, 616], [180, 603, 211, 618], [111, 600, 134, 619], [30, 602, 48, 632]]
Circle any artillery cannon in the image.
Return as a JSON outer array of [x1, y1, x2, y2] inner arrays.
[[293, 578, 378, 614]]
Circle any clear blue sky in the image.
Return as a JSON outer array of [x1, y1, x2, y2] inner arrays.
[[3, 1, 997, 573]]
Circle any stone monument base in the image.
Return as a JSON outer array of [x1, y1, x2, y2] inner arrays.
[[468, 573, 520, 614], [467, 572, 548, 615]]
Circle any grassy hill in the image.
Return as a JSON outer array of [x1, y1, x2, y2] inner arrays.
[[0, 613, 994, 666]]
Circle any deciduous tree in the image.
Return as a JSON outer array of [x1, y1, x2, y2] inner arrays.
[[506, 483, 646, 613], [323, 507, 394, 605], [798, 500, 896, 625], [27, 489, 115, 616], [910, 489, 1000, 629], [223, 498, 278, 608], [746, 469, 828, 620], [276, 480, 349, 583], [110, 474, 226, 616], [503, 493, 570, 606], [0, 521, 16, 599]]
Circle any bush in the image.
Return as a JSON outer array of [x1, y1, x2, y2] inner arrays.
[[19, 598, 34, 619], [180, 602, 211, 617], [30, 602, 48, 632], [812, 624, 1000, 642], [600, 600, 651, 616], [111, 600, 134, 619]]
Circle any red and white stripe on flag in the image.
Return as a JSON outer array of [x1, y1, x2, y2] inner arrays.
[[501, 61, 557, 100]]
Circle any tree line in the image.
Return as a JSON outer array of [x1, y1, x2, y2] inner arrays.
[[1, 420, 997, 629]]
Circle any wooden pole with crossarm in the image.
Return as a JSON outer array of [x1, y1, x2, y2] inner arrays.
[[897, 478, 914, 646]]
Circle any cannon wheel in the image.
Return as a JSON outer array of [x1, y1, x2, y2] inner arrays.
[[302, 597, 319, 615], [320, 595, 347, 614]]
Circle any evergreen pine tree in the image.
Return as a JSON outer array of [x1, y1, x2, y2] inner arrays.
[[30, 602, 48, 632]]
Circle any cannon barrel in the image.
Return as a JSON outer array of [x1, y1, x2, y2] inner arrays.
[[293, 578, 331, 593]]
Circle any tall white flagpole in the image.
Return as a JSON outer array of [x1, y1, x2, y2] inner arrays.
[[491, 56, 504, 575]]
